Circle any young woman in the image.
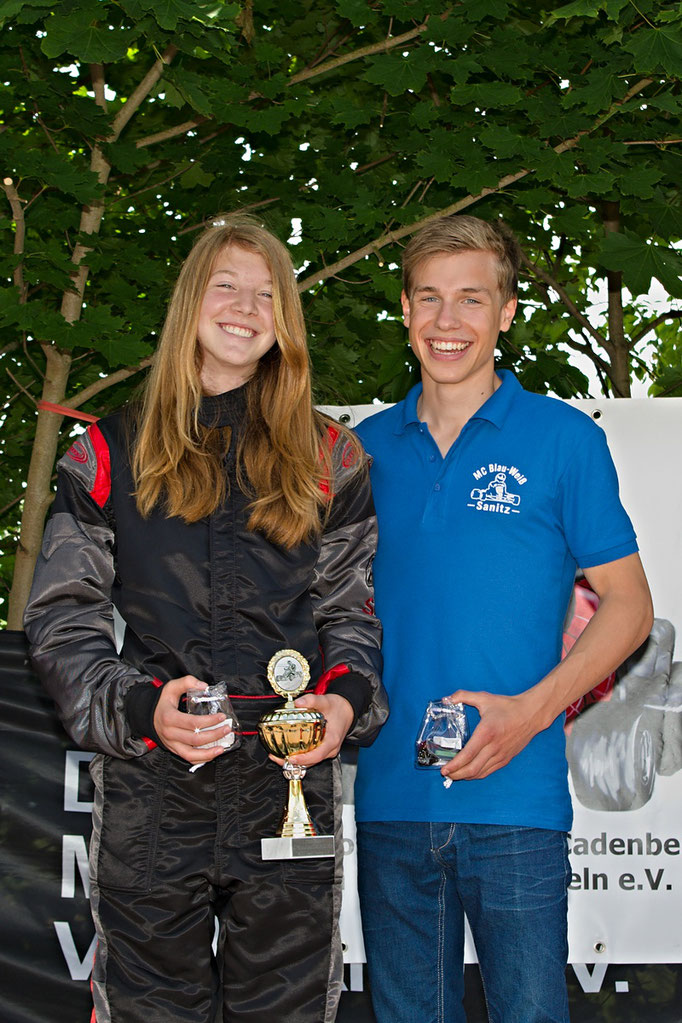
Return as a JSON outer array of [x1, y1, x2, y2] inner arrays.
[[24, 215, 386, 1023]]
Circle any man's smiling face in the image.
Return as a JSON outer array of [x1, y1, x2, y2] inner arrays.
[[401, 248, 516, 394]]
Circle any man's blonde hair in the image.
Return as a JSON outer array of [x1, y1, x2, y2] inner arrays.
[[402, 215, 522, 302]]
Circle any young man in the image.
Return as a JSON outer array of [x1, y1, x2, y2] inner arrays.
[[354, 215, 653, 1023]]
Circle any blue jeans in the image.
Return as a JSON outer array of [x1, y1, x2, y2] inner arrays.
[[356, 821, 570, 1023]]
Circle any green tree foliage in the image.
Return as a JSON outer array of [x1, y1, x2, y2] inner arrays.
[[1, 0, 681, 624]]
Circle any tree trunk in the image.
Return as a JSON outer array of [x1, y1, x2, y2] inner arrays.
[[6, 163, 109, 629], [601, 200, 631, 398], [5, 50, 179, 629], [6, 349, 72, 629]]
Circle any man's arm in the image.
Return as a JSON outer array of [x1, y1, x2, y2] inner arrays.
[[442, 552, 653, 782]]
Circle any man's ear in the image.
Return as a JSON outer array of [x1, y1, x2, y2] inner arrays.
[[499, 297, 517, 333], [400, 290, 411, 328]]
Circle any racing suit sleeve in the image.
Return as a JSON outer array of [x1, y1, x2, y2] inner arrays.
[[309, 429, 388, 746], [23, 425, 154, 759]]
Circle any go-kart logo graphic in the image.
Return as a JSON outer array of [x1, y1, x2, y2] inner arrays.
[[468, 471, 521, 513]]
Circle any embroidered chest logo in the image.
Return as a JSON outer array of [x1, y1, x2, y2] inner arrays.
[[468, 463, 526, 515]]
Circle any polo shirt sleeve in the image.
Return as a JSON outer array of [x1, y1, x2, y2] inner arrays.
[[556, 415, 638, 570]]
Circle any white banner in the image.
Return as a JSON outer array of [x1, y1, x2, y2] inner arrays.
[[564, 397, 682, 965], [330, 397, 682, 968]]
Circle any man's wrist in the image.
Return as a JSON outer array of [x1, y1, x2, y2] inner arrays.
[[521, 676, 570, 733]]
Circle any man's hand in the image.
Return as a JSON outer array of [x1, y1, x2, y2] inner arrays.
[[440, 690, 541, 782], [442, 554, 653, 783], [269, 693, 354, 769], [153, 676, 233, 765]]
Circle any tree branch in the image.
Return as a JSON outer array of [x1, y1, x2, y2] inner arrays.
[[110, 44, 179, 142], [23, 333, 45, 381], [354, 151, 398, 174], [90, 63, 107, 111], [400, 178, 424, 209], [287, 18, 437, 86], [136, 118, 207, 148], [0, 488, 33, 521], [2, 177, 27, 302], [1, 389, 25, 414], [177, 197, 281, 236], [631, 309, 682, 345], [559, 330, 611, 374], [24, 184, 47, 212], [519, 272, 612, 373], [298, 77, 654, 291], [499, 335, 534, 363], [653, 377, 682, 398], [519, 250, 610, 352], [580, 77, 654, 135], [6, 368, 37, 403], [303, 28, 356, 72], [108, 161, 193, 204], [61, 47, 181, 325], [594, 362, 611, 396], [622, 137, 682, 146], [297, 167, 530, 289], [35, 112, 60, 153], [63, 357, 154, 409]]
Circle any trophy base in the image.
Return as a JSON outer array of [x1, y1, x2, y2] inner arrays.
[[261, 835, 335, 860]]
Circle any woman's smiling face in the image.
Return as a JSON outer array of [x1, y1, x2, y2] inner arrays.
[[197, 244, 277, 395]]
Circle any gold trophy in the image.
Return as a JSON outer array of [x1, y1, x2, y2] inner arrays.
[[258, 649, 335, 860]]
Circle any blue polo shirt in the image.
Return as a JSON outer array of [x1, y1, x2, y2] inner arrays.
[[355, 371, 637, 831]]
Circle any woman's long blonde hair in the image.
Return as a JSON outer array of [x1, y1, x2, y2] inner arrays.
[[133, 215, 357, 547]]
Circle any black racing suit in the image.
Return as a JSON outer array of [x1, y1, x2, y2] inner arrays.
[[24, 386, 386, 1023]]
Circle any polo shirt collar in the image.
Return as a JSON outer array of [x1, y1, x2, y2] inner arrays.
[[471, 369, 521, 429], [395, 382, 423, 433], [395, 369, 521, 435]]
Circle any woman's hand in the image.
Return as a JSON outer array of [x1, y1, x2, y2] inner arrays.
[[268, 692, 354, 768], [153, 676, 233, 765]]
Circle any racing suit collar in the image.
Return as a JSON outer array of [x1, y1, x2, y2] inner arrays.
[[198, 382, 249, 428]]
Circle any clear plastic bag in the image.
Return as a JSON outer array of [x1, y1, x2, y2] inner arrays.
[[186, 681, 241, 752], [415, 700, 469, 769]]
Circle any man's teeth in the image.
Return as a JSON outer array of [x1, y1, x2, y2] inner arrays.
[[430, 340, 469, 352], [220, 324, 255, 338]]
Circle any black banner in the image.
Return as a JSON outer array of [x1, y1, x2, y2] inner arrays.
[[1, 629, 681, 1023], [0, 630, 94, 1023]]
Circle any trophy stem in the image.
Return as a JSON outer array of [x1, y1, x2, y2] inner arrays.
[[279, 776, 318, 838]]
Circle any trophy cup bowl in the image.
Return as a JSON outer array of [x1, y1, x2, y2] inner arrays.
[[258, 705, 326, 760], [258, 650, 335, 860]]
